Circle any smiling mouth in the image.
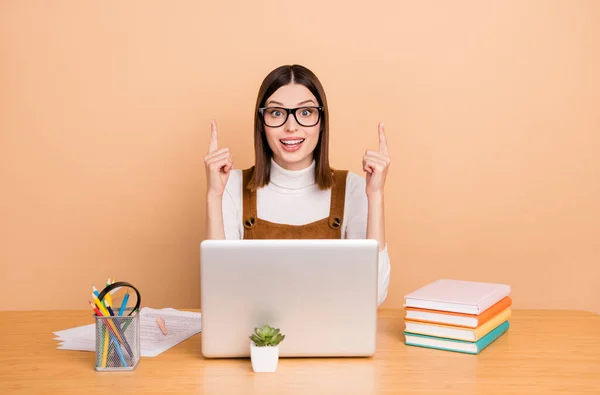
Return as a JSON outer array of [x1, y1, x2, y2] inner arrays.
[[280, 138, 305, 146]]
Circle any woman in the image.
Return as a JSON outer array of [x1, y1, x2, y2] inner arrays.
[[203, 64, 391, 305]]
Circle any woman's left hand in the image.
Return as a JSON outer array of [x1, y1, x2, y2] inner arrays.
[[363, 122, 391, 197]]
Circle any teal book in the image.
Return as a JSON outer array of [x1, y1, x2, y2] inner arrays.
[[403, 320, 510, 354]]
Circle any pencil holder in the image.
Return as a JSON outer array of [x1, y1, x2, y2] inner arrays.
[[94, 312, 140, 371]]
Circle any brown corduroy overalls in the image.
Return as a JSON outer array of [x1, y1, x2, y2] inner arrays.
[[241, 166, 348, 239]]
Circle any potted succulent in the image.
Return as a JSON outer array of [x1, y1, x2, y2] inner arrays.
[[249, 324, 285, 372]]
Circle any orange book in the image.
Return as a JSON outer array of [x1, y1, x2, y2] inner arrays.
[[404, 307, 512, 341], [404, 296, 512, 328]]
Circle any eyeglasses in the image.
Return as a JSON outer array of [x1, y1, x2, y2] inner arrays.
[[258, 106, 323, 128]]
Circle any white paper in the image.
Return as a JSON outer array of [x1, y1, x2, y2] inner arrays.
[[53, 307, 202, 357], [138, 307, 202, 357], [53, 323, 96, 351]]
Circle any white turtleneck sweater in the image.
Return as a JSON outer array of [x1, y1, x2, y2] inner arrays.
[[221, 159, 391, 306]]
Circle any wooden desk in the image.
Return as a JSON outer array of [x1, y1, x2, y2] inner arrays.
[[0, 309, 598, 394]]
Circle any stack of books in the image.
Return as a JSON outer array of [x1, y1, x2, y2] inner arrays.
[[403, 279, 511, 354]]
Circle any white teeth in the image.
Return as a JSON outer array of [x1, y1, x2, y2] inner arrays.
[[281, 139, 304, 145]]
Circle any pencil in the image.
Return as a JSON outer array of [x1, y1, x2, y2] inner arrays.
[[102, 329, 109, 367], [118, 291, 129, 316], [91, 294, 122, 340], [89, 301, 110, 367], [90, 301, 128, 367], [105, 302, 129, 342], [105, 278, 113, 308], [92, 285, 104, 307], [90, 301, 105, 366], [91, 293, 133, 358]]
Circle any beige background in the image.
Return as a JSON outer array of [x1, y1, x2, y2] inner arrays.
[[1, 1, 598, 313]]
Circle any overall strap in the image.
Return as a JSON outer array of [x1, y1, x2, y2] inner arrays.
[[242, 167, 257, 230], [328, 169, 348, 230]]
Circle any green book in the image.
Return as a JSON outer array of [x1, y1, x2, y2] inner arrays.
[[403, 320, 510, 354]]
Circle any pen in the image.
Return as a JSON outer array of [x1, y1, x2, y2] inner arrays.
[[157, 317, 168, 335]]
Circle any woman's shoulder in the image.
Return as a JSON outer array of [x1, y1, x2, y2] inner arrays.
[[345, 170, 365, 184], [223, 168, 244, 198], [333, 169, 367, 214], [334, 169, 365, 188], [228, 168, 244, 180], [333, 168, 366, 198]]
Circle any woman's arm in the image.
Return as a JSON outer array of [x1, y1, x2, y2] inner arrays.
[[206, 193, 226, 240], [204, 120, 234, 240], [343, 172, 391, 306], [362, 122, 391, 252], [366, 192, 386, 252]]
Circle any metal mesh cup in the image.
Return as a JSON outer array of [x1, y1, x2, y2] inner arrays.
[[95, 313, 140, 371]]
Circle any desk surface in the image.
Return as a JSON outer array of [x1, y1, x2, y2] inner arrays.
[[0, 309, 598, 395]]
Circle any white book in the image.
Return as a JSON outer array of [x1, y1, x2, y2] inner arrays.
[[404, 279, 511, 315]]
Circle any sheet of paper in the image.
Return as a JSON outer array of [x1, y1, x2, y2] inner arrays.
[[53, 323, 95, 351], [53, 323, 94, 338], [138, 307, 202, 357], [57, 339, 95, 352], [53, 307, 201, 357]]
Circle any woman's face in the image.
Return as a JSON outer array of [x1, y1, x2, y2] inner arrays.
[[262, 83, 321, 171]]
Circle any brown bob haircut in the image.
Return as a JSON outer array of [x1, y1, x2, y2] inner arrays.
[[247, 64, 334, 191]]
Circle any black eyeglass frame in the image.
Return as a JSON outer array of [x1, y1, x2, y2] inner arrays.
[[258, 106, 324, 127]]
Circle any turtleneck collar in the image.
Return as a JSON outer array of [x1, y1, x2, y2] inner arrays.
[[268, 158, 316, 190]]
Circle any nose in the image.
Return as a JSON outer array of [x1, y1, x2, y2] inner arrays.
[[283, 113, 299, 132]]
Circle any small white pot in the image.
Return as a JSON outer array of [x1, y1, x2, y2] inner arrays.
[[250, 342, 279, 372]]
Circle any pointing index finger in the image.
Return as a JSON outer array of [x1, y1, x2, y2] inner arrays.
[[208, 120, 218, 153], [378, 122, 388, 155]]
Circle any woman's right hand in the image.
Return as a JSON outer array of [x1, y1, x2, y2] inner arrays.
[[204, 120, 233, 197]]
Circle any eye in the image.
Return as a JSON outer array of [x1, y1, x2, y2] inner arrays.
[[299, 108, 314, 117], [268, 109, 283, 117]]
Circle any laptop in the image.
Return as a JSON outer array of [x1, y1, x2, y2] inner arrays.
[[200, 239, 379, 358]]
